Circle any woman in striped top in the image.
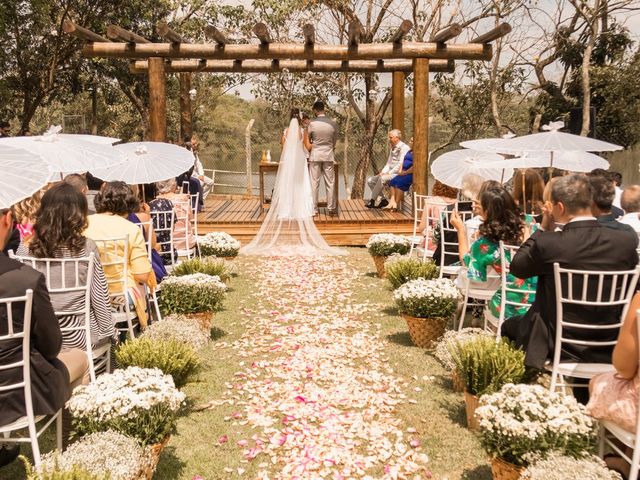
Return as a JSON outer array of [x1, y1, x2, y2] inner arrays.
[[17, 183, 114, 351]]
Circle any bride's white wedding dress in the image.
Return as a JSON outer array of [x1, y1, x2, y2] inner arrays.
[[240, 118, 346, 256]]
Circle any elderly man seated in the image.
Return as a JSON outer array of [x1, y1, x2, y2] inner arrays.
[[365, 129, 410, 209], [619, 185, 640, 233]]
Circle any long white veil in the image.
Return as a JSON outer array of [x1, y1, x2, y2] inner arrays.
[[240, 117, 346, 256]]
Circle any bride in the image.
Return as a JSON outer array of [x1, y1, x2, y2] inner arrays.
[[240, 108, 346, 256]]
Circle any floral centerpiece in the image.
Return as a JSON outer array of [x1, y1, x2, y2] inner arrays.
[[450, 337, 526, 430], [142, 314, 211, 350], [366, 234, 411, 277], [476, 384, 596, 480], [198, 232, 241, 258], [521, 453, 622, 480], [68, 367, 185, 447], [433, 328, 492, 391], [158, 273, 227, 329], [384, 254, 439, 289], [393, 278, 459, 348]]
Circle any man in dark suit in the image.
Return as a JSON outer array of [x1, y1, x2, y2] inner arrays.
[[588, 174, 637, 234], [0, 207, 86, 466], [502, 174, 639, 374]]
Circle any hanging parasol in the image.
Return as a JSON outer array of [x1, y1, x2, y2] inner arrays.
[[0, 145, 51, 209], [431, 149, 511, 189]]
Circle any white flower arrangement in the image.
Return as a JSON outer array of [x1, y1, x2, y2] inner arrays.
[[521, 453, 622, 480], [433, 328, 492, 371], [40, 431, 146, 480], [69, 367, 185, 446], [198, 232, 241, 257], [159, 273, 227, 315], [366, 233, 411, 257], [142, 314, 210, 350], [475, 383, 596, 467], [393, 278, 460, 318]]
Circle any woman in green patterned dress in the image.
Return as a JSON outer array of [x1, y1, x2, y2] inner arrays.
[[450, 185, 537, 319]]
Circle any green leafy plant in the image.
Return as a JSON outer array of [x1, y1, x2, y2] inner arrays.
[[393, 278, 459, 318], [159, 273, 227, 315], [385, 255, 439, 289], [142, 314, 210, 350], [451, 337, 526, 396], [116, 337, 201, 388], [366, 234, 411, 257], [170, 257, 231, 282], [22, 456, 110, 479], [476, 384, 597, 467]]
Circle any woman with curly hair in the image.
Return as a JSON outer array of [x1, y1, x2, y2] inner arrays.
[[16, 183, 114, 370], [450, 184, 537, 319], [12, 185, 48, 243]]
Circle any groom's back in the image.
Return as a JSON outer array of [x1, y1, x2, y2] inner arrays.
[[308, 116, 338, 161]]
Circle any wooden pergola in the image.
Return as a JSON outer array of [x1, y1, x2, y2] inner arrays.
[[64, 19, 511, 195]]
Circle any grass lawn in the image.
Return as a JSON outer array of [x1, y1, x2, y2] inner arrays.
[[1, 248, 491, 480]]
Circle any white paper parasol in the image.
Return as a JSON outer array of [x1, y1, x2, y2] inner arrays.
[[0, 126, 126, 176], [482, 151, 610, 172], [89, 142, 195, 184], [431, 149, 511, 189], [459, 132, 516, 151], [58, 133, 120, 145], [0, 145, 51, 208]]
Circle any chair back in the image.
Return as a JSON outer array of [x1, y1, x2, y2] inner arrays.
[[0, 290, 34, 420], [553, 263, 640, 364], [181, 180, 190, 194], [173, 198, 196, 256], [189, 193, 200, 240], [132, 219, 153, 262], [439, 209, 474, 276], [150, 209, 176, 266], [410, 193, 448, 260], [496, 242, 536, 336]]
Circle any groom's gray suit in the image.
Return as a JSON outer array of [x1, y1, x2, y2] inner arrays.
[[308, 114, 338, 212]]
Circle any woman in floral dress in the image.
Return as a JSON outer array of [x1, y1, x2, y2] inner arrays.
[[450, 184, 536, 319]]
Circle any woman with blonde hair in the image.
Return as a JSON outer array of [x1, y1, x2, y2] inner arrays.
[[12, 185, 49, 242], [513, 168, 545, 216]]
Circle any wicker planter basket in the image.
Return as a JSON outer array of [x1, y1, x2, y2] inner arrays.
[[464, 391, 480, 431], [187, 312, 213, 332], [371, 255, 387, 278], [452, 369, 465, 393], [401, 314, 447, 348], [137, 435, 171, 480], [490, 457, 524, 480]]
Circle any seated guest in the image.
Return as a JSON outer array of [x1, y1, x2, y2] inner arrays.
[[365, 129, 410, 209], [12, 186, 48, 243], [0, 207, 88, 466], [149, 178, 195, 257], [64, 173, 96, 214], [85, 182, 155, 329], [17, 183, 114, 352], [609, 171, 624, 210], [591, 168, 624, 218], [619, 185, 640, 233], [513, 168, 544, 216], [186, 134, 212, 208], [502, 174, 639, 373], [450, 185, 536, 319], [386, 138, 413, 212], [588, 175, 637, 234]]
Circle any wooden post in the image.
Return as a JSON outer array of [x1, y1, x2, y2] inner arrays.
[[148, 57, 166, 141], [412, 58, 429, 195], [179, 72, 192, 141], [91, 82, 98, 135], [245, 119, 255, 195], [392, 71, 405, 135]]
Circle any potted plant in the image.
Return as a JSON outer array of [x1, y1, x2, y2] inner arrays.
[[393, 278, 460, 348], [521, 453, 622, 480], [158, 273, 227, 330], [68, 367, 186, 452], [384, 255, 439, 289], [197, 232, 241, 259], [116, 337, 201, 388], [433, 328, 492, 392], [450, 337, 526, 430], [170, 256, 232, 283], [141, 314, 211, 351], [475, 384, 596, 480], [366, 234, 411, 278]]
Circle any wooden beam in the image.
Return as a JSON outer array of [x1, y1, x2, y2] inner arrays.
[[431, 23, 463, 43], [470, 22, 512, 43], [253, 22, 271, 44], [129, 58, 455, 74], [62, 20, 110, 43], [412, 58, 429, 195], [107, 25, 150, 44], [204, 25, 228, 45], [179, 73, 192, 140], [392, 71, 405, 134], [390, 20, 413, 44], [348, 21, 362, 46], [148, 57, 166, 141], [84, 41, 491, 61], [157, 21, 184, 43], [302, 24, 315, 46]]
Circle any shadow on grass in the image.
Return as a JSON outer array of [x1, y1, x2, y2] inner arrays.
[[155, 446, 186, 478], [461, 464, 492, 480], [381, 306, 398, 316], [437, 395, 467, 428], [386, 330, 413, 347], [210, 326, 227, 341], [364, 272, 378, 278]]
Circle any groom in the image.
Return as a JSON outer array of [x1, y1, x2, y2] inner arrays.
[[307, 101, 338, 216]]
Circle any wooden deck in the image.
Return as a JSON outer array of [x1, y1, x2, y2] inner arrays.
[[197, 196, 414, 246]]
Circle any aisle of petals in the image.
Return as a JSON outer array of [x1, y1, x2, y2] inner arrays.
[[214, 256, 431, 479]]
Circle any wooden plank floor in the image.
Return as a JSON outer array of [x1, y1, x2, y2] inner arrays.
[[198, 196, 414, 246]]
